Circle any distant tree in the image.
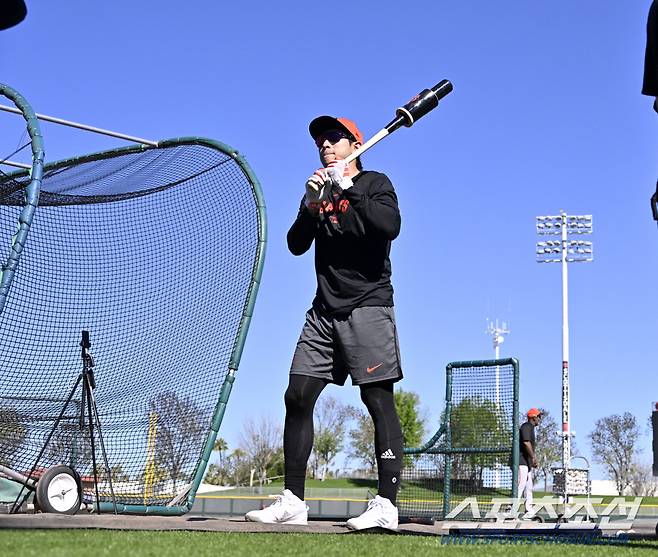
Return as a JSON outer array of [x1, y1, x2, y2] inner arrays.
[[533, 408, 562, 492], [102, 464, 130, 483], [347, 391, 428, 475], [269, 446, 285, 480], [238, 417, 282, 485], [204, 463, 225, 485], [205, 447, 253, 486], [394, 389, 426, 449], [205, 438, 230, 486], [231, 448, 255, 485], [450, 396, 511, 489], [628, 461, 658, 497], [213, 437, 229, 467], [139, 461, 168, 491], [311, 395, 350, 480], [589, 412, 640, 495], [0, 408, 27, 468], [45, 421, 92, 468], [347, 407, 376, 473], [148, 391, 208, 490]]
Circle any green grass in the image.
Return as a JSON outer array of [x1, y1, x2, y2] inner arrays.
[[0, 530, 656, 557]]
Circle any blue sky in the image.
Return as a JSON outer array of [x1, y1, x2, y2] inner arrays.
[[2, 1, 657, 481]]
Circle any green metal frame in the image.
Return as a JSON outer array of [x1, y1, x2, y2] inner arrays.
[[0, 83, 45, 315], [2, 138, 267, 515], [403, 358, 520, 518]]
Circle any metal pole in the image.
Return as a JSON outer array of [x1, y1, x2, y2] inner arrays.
[[537, 212, 592, 510], [0, 464, 36, 489], [494, 338, 501, 404], [0, 104, 158, 146], [560, 211, 571, 477], [1, 160, 31, 169], [494, 340, 501, 489]]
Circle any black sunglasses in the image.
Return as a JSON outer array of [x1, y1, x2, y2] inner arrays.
[[315, 130, 352, 148]]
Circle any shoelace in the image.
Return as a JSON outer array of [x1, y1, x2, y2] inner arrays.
[[364, 498, 383, 514], [268, 494, 285, 508]]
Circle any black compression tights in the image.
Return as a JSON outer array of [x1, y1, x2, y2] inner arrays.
[[283, 375, 326, 501], [283, 375, 404, 504], [360, 381, 404, 504]]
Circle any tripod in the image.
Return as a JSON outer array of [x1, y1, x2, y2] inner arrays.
[[12, 330, 118, 514]]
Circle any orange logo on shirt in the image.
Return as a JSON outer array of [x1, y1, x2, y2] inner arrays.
[[366, 363, 383, 374]]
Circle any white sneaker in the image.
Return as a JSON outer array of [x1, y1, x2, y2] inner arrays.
[[346, 495, 398, 531], [245, 489, 309, 525]]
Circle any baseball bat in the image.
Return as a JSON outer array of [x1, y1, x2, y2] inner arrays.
[[343, 79, 453, 165]]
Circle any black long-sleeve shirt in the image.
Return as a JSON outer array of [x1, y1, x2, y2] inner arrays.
[[644, 0, 658, 96], [287, 170, 401, 318]]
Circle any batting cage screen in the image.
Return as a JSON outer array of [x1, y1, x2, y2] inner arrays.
[[0, 138, 266, 514], [398, 359, 519, 522]]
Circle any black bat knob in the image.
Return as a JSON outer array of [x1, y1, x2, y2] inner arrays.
[[431, 79, 453, 101], [386, 79, 454, 132]]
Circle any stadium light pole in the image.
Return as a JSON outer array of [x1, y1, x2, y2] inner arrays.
[[536, 211, 592, 498], [487, 319, 509, 489]]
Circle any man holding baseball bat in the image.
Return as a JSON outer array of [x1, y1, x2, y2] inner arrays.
[[246, 115, 404, 530], [643, 0, 658, 113], [643, 0, 658, 221]]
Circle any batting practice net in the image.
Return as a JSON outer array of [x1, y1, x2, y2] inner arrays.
[[398, 359, 519, 522], [0, 138, 266, 514]]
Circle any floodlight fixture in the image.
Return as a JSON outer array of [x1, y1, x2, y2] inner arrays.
[[536, 214, 592, 235], [536, 240, 593, 263]]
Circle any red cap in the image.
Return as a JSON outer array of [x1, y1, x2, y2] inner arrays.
[[527, 408, 542, 418], [309, 115, 364, 145]]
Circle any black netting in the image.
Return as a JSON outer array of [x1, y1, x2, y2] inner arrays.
[[398, 453, 445, 522], [399, 362, 518, 521], [0, 141, 264, 509]]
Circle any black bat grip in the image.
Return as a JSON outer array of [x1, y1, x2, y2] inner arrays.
[[386, 79, 453, 132]]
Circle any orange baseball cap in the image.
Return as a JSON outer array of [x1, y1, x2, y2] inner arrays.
[[309, 116, 364, 145], [527, 408, 542, 418]]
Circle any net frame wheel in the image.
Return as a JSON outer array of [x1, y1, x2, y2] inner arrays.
[[35, 465, 82, 514]]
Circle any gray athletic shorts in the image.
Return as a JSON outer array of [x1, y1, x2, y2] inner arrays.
[[290, 306, 403, 386]]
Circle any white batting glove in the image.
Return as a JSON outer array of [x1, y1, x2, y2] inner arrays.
[[304, 169, 329, 214], [326, 160, 353, 191]]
